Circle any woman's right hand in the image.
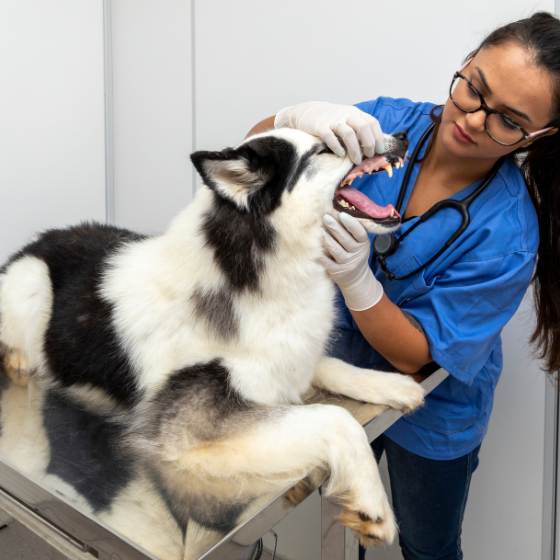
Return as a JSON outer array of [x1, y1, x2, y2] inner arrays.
[[274, 101, 385, 164]]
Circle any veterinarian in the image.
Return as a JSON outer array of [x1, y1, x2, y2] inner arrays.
[[249, 12, 560, 560]]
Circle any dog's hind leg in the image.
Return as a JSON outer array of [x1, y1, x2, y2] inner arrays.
[[172, 403, 397, 551], [0, 256, 53, 385], [312, 356, 425, 413]]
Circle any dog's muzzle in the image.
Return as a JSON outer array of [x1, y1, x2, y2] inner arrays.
[[333, 132, 408, 227]]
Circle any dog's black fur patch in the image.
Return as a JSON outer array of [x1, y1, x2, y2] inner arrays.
[[141, 360, 254, 535], [43, 389, 135, 512], [5, 223, 145, 406], [146, 358, 250, 441], [191, 137, 302, 216], [187, 493, 250, 534], [201, 200, 276, 292], [193, 136, 317, 292], [191, 287, 239, 341]]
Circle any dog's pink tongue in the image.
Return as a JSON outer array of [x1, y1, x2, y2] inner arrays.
[[338, 187, 398, 219]]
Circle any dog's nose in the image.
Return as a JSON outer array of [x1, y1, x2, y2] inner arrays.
[[392, 131, 409, 152]]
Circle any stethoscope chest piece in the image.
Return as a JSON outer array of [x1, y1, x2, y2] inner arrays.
[[374, 232, 398, 257]]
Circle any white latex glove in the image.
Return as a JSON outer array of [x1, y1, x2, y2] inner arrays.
[[320, 212, 384, 311], [274, 101, 386, 164]]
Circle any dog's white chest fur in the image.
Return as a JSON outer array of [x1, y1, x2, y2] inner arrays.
[[100, 202, 336, 405]]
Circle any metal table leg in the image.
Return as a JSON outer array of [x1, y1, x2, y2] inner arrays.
[[321, 493, 358, 560]]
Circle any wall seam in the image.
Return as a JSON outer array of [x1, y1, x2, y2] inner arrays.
[[102, 0, 115, 224], [190, 0, 197, 199]]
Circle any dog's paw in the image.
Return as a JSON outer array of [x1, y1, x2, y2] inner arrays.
[[376, 374, 425, 414], [285, 478, 315, 506], [338, 506, 397, 547], [3, 348, 31, 387]]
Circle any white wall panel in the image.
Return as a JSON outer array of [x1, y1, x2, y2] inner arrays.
[[462, 293, 548, 560], [0, 0, 106, 262], [110, 0, 193, 235], [194, 1, 552, 147]]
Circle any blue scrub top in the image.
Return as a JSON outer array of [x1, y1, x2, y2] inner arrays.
[[328, 97, 539, 460]]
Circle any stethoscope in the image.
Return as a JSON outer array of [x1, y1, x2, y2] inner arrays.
[[373, 122, 503, 281]]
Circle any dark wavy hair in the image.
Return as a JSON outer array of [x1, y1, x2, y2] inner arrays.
[[432, 12, 560, 373]]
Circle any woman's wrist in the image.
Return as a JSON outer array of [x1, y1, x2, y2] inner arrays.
[[342, 268, 384, 311]]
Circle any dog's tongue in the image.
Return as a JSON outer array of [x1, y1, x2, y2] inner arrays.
[[337, 186, 397, 219]]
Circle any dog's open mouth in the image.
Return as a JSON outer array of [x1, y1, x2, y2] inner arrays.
[[333, 132, 408, 227], [334, 186, 401, 226]]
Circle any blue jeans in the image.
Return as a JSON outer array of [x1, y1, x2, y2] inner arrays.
[[359, 435, 481, 560]]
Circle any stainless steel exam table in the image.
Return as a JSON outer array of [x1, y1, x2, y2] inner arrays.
[[0, 369, 448, 560]]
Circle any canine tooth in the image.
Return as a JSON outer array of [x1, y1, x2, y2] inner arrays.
[[384, 164, 393, 177]]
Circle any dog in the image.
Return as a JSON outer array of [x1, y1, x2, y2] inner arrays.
[[0, 126, 423, 559]]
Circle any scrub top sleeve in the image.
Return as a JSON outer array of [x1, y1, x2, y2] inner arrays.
[[355, 98, 383, 116], [354, 97, 398, 131], [402, 251, 536, 385], [355, 97, 420, 136]]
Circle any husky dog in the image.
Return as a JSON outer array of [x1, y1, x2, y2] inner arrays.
[[0, 127, 423, 559]]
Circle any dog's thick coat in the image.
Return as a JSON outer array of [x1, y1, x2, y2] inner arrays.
[[0, 128, 423, 558]]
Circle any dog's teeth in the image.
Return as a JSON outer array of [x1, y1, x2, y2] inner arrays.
[[384, 164, 393, 177]]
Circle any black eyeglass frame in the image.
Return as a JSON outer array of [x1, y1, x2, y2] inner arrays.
[[449, 70, 555, 146]]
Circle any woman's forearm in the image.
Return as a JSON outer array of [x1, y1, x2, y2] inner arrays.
[[350, 294, 432, 375], [246, 115, 276, 138]]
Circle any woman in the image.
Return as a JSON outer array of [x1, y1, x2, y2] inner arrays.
[[248, 12, 560, 560]]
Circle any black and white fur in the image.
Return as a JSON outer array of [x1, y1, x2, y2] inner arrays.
[[0, 128, 424, 558]]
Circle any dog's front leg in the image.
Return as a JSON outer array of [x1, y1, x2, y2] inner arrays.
[[174, 403, 397, 552], [312, 356, 425, 413]]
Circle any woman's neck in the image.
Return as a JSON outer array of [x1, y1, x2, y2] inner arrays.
[[420, 128, 500, 191]]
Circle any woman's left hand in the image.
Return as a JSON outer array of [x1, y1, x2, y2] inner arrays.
[[320, 212, 384, 311]]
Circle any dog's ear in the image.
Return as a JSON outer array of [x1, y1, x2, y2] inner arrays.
[[190, 146, 272, 210]]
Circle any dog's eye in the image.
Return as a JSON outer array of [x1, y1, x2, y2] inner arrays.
[[318, 146, 334, 155]]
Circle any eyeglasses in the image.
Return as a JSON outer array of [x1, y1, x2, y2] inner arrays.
[[449, 70, 554, 146]]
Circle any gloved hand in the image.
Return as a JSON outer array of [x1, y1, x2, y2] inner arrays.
[[320, 212, 384, 311], [274, 101, 385, 164]]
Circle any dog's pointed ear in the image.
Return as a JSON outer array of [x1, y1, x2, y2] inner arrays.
[[190, 146, 271, 210]]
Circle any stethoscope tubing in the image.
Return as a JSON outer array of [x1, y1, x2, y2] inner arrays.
[[374, 122, 502, 280]]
